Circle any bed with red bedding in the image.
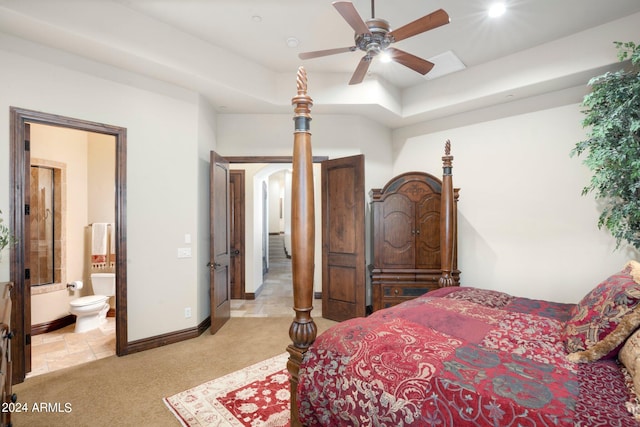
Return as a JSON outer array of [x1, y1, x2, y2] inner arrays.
[[297, 284, 640, 426], [285, 67, 640, 426]]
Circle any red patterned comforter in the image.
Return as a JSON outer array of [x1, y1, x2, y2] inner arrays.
[[298, 287, 638, 426]]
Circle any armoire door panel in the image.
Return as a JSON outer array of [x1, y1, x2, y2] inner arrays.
[[415, 193, 441, 269], [378, 193, 414, 268]]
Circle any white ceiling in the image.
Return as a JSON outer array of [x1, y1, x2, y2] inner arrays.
[[1, 0, 639, 128]]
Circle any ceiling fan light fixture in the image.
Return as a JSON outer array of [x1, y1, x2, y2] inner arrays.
[[379, 50, 392, 63]]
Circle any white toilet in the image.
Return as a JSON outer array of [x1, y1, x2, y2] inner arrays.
[[69, 273, 115, 333]]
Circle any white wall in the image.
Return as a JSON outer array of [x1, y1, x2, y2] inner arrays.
[[196, 96, 218, 323], [0, 39, 211, 341], [392, 102, 639, 303]]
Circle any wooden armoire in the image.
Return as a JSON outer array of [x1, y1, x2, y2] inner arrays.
[[369, 172, 460, 311]]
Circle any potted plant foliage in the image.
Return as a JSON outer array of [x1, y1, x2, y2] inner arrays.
[[0, 209, 17, 262], [571, 41, 640, 250]]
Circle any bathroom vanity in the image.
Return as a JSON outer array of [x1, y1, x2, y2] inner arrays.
[[0, 282, 13, 427]]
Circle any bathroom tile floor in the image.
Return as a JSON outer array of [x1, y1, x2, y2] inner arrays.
[[28, 235, 309, 377], [27, 317, 116, 378]]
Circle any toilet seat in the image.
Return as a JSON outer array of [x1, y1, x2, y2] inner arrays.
[[70, 295, 108, 307]]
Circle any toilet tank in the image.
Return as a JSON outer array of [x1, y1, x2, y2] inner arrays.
[[90, 273, 116, 296]]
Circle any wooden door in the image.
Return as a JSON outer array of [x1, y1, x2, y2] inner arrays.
[[229, 170, 245, 299], [321, 155, 366, 321], [210, 151, 231, 334], [22, 123, 32, 375]]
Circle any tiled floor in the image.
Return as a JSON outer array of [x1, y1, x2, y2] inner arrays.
[[27, 317, 116, 378], [29, 235, 311, 377], [231, 234, 322, 317]]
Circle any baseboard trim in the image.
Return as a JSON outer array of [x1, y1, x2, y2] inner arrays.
[[245, 282, 264, 300], [125, 316, 211, 355], [31, 314, 76, 336]]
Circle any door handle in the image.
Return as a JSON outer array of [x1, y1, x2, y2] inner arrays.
[[206, 262, 222, 269], [231, 249, 240, 255]]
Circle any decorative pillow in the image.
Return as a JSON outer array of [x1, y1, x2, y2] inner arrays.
[[617, 329, 640, 419], [567, 307, 640, 362], [620, 328, 640, 376], [564, 260, 640, 360]]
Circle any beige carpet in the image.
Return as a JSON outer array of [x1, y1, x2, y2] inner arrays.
[[12, 316, 336, 427]]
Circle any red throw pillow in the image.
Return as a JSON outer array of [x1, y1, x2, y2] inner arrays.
[[564, 261, 640, 359]]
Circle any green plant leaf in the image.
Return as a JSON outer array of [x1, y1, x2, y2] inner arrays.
[[573, 41, 640, 250]]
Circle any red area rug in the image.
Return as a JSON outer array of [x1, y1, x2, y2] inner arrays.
[[164, 353, 290, 426]]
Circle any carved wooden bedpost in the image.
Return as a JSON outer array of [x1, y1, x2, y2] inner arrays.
[[439, 140, 456, 287], [287, 67, 317, 427]]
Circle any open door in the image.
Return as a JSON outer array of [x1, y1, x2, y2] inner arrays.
[[321, 155, 366, 321], [229, 170, 245, 299], [21, 123, 32, 376], [210, 151, 231, 334]]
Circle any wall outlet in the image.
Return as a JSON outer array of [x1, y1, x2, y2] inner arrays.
[[184, 307, 192, 318], [177, 247, 192, 258]]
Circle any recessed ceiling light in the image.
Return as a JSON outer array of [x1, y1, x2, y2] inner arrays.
[[251, 15, 262, 23], [488, 3, 506, 18], [286, 37, 299, 48]]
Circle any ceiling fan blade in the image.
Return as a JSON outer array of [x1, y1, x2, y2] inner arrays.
[[388, 9, 450, 42], [349, 56, 371, 85], [299, 46, 356, 60], [387, 47, 434, 75], [333, 1, 371, 35]]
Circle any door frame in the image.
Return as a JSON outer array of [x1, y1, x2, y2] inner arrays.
[[225, 156, 328, 300], [9, 107, 128, 384]]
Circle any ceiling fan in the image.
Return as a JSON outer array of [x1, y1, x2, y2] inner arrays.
[[298, 0, 450, 85]]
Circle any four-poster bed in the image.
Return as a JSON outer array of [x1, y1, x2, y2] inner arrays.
[[286, 68, 640, 426]]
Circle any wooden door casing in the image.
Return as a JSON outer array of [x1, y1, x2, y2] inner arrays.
[[321, 155, 366, 321], [10, 108, 128, 384], [210, 151, 231, 334]]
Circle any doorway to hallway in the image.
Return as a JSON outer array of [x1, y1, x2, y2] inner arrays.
[[230, 234, 322, 317]]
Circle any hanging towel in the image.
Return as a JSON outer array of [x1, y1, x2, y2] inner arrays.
[[108, 223, 116, 268], [91, 223, 109, 269]]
